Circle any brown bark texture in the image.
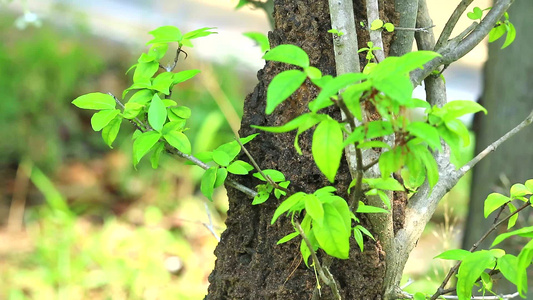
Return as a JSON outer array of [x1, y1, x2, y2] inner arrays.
[[206, 0, 399, 299]]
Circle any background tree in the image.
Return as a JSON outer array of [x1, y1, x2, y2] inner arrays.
[[463, 0, 533, 296]]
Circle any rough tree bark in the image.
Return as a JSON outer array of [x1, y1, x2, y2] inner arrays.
[[206, 0, 396, 299], [463, 0, 533, 296]]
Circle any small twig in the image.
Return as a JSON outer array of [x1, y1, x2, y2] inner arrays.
[[456, 110, 533, 178], [395, 25, 436, 33], [165, 46, 187, 72], [295, 222, 341, 300], [435, 0, 475, 51], [203, 202, 220, 242], [400, 278, 414, 290], [431, 201, 531, 300], [109, 93, 146, 131]]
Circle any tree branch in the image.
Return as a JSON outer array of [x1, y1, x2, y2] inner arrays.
[[434, 0, 474, 51], [390, 0, 419, 56]]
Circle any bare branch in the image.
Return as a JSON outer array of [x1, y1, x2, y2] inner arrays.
[[434, 0, 474, 51], [456, 110, 533, 178], [203, 202, 221, 242]]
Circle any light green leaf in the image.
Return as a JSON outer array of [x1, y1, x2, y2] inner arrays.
[[252, 189, 271, 205], [401, 152, 425, 189], [201, 167, 218, 201], [407, 122, 441, 151], [357, 141, 390, 149], [227, 160, 254, 175], [240, 133, 259, 145], [489, 24, 507, 43], [507, 203, 518, 229], [524, 179, 533, 192], [214, 167, 227, 188], [365, 120, 394, 139], [277, 231, 299, 245], [171, 106, 192, 119], [313, 203, 350, 259], [445, 119, 470, 146], [152, 72, 174, 95], [383, 23, 395, 32], [434, 249, 472, 260], [173, 69, 201, 85], [370, 19, 384, 30], [214, 141, 241, 163], [305, 194, 324, 225], [441, 100, 487, 121], [379, 148, 403, 178], [263, 44, 310, 68], [484, 193, 511, 218], [413, 292, 426, 300], [363, 178, 404, 191], [91, 109, 120, 131], [372, 74, 413, 104], [309, 73, 367, 112], [305, 66, 322, 80], [356, 203, 389, 214], [501, 22, 516, 49], [72, 93, 116, 110], [243, 31, 270, 52], [128, 89, 153, 105], [516, 239, 533, 297], [312, 118, 344, 182], [342, 81, 372, 121], [467, 7, 483, 20], [266, 70, 307, 114], [394, 51, 441, 74], [133, 61, 158, 85], [148, 94, 167, 132], [123, 102, 144, 119], [101, 115, 122, 148], [498, 254, 521, 287], [353, 227, 364, 251], [416, 144, 439, 188], [252, 113, 311, 133], [161, 120, 185, 135], [164, 131, 191, 154], [147, 26, 183, 44], [147, 43, 168, 61], [456, 251, 495, 300], [510, 183, 532, 198], [150, 142, 165, 169], [253, 169, 286, 182], [492, 226, 533, 248], [271, 192, 306, 224], [133, 131, 161, 166], [213, 149, 231, 166], [183, 27, 217, 40]]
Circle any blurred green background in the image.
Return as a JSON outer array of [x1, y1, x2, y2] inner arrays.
[[0, 2, 478, 299]]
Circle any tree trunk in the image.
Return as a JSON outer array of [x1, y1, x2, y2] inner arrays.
[[206, 0, 396, 298], [463, 0, 533, 295]]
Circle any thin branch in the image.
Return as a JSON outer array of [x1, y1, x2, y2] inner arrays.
[[430, 201, 531, 300], [366, 0, 385, 62], [295, 222, 341, 300], [203, 202, 220, 242], [165, 46, 187, 72], [434, 0, 474, 51], [456, 110, 533, 178]]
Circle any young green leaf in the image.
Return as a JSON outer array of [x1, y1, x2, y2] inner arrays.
[[370, 19, 384, 30], [253, 169, 286, 182], [201, 167, 218, 201], [152, 72, 174, 95], [372, 74, 413, 104], [313, 203, 350, 259], [183, 27, 217, 40], [308, 73, 367, 112], [312, 118, 344, 183], [277, 231, 299, 245], [353, 227, 364, 251], [441, 100, 487, 121], [484, 193, 511, 218], [128, 89, 154, 105], [91, 109, 120, 132], [456, 251, 496, 300], [271, 192, 306, 224], [363, 178, 404, 191], [434, 249, 472, 260], [252, 190, 271, 205], [365, 120, 394, 139], [252, 113, 311, 133], [72, 93, 116, 110], [243, 32, 270, 52], [214, 141, 241, 163], [356, 203, 389, 214], [214, 167, 228, 188], [266, 70, 307, 114], [467, 7, 483, 20], [416, 144, 439, 188], [133, 131, 162, 166], [101, 115, 122, 148], [164, 131, 191, 154], [173, 70, 201, 85], [212, 149, 231, 166], [492, 226, 533, 248], [516, 239, 533, 297], [406, 122, 441, 151], [227, 160, 254, 175], [305, 194, 324, 226], [383, 23, 395, 32], [171, 106, 192, 119], [445, 119, 470, 146], [489, 24, 507, 43], [150, 142, 165, 169], [148, 94, 167, 132], [123, 102, 144, 119], [497, 254, 521, 287], [133, 61, 158, 85], [510, 183, 532, 198], [263, 44, 310, 68], [147, 26, 183, 44], [501, 22, 516, 49]]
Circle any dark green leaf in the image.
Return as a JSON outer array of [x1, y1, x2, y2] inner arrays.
[[312, 118, 344, 182], [266, 70, 306, 114], [91, 109, 120, 131], [148, 94, 167, 132], [263, 44, 310, 68], [72, 93, 116, 110]]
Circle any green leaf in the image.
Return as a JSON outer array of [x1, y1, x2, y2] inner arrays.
[[372, 74, 413, 104], [525, 179, 533, 192], [416, 144, 439, 188], [152, 72, 175, 95], [227, 160, 254, 175], [252, 189, 271, 205], [357, 141, 390, 149], [201, 167, 218, 201], [150, 142, 165, 169], [277, 231, 299, 245], [147, 26, 183, 44], [467, 7, 483, 20], [164, 131, 191, 154], [365, 121, 394, 139], [147, 43, 168, 61], [501, 22, 516, 49], [379, 148, 403, 178], [148, 94, 167, 132], [123, 102, 144, 119], [342, 81, 372, 121], [133, 61, 158, 85], [305, 66, 322, 80], [401, 152, 425, 189], [309, 73, 367, 112], [305, 194, 324, 226], [510, 183, 532, 198], [72, 93, 116, 110], [394, 51, 441, 74], [492, 226, 533, 248], [407, 122, 441, 151], [445, 119, 470, 146], [353, 227, 364, 251], [370, 19, 384, 30], [162, 120, 185, 135], [214, 141, 241, 163], [489, 24, 507, 43], [214, 167, 227, 188], [240, 133, 259, 145], [253, 169, 286, 182], [101, 115, 122, 148], [507, 203, 518, 229], [434, 249, 472, 260], [383, 23, 395, 32], [313, 203, 350, 259], [516, 239, 533, 297], [271, 192, 306, 224], [263, 44, 310, 68], [243, 31, 270, 52], [183, 27, 217, 40], [441, 100, 487, 121], [133, 131, 161, 166], [456, 251, 495, 300], [363, 178, 404, 191], [312, 118, 344, 182], [498, 254, 521, 287], [413, 292, 426, 300], [128, 89, 153, 105], [213, 149, 231, 166], [169, 106, 191, 120], [356, 203, 389, 214], [173, 70, 201, 85], [91, 109, 120, 131], [251, 113, 311, 133], [266, 70, 307, 114], [484, 193, 511, 218]]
